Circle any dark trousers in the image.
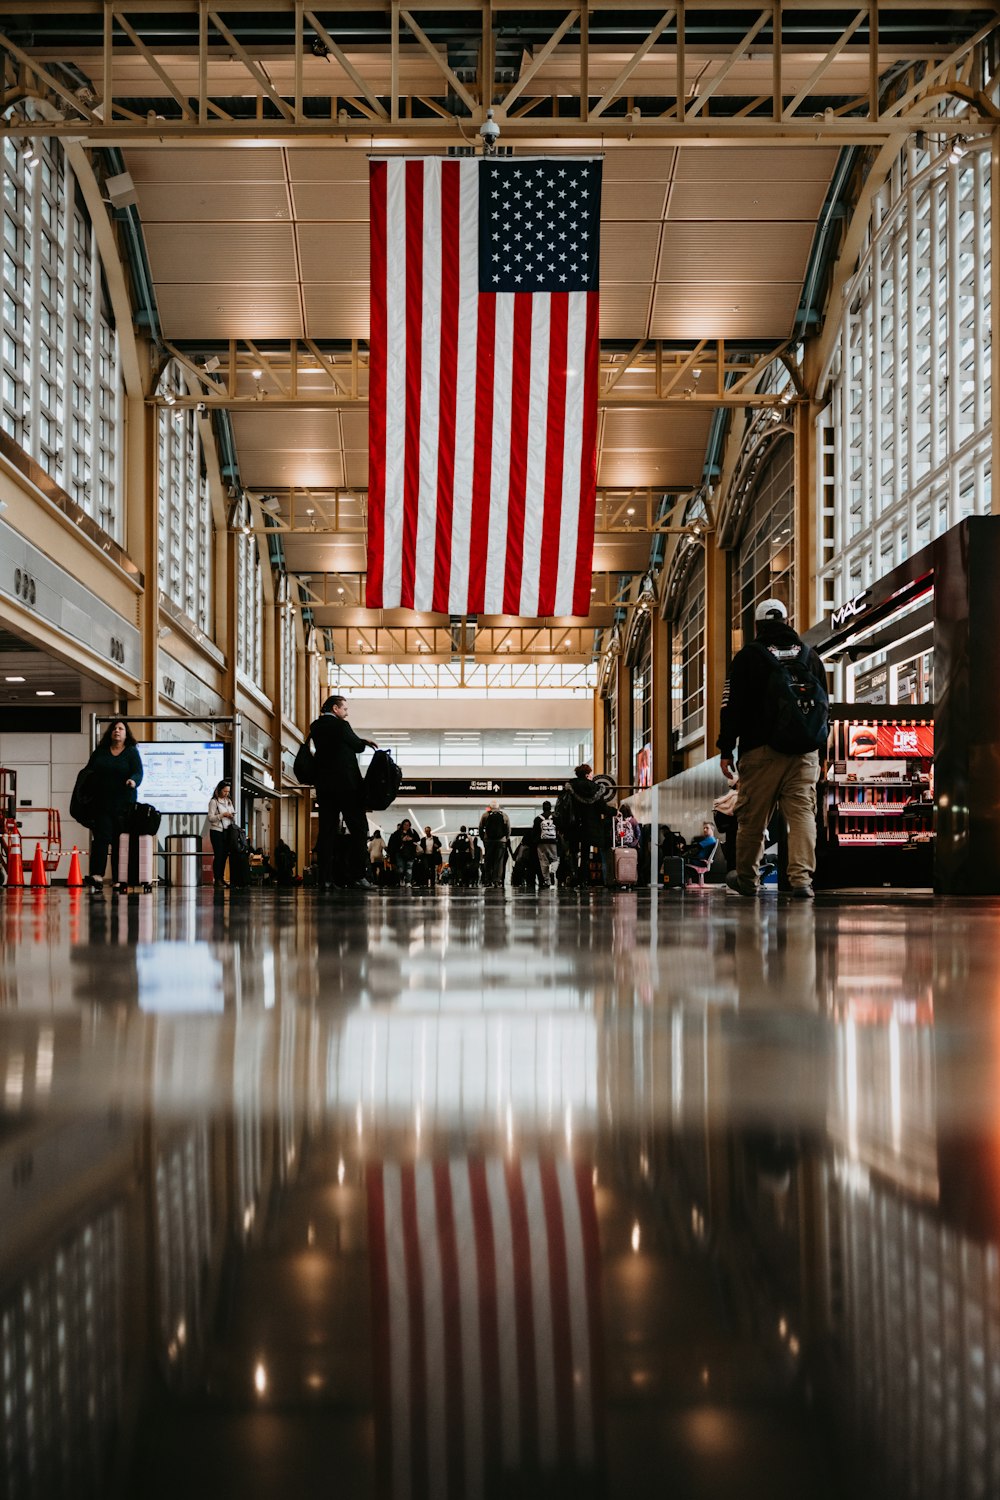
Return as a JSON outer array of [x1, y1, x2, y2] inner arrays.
[[210, 828, 229, 882], [484, 840, 507, 886], [89, 810, 124, 881], [315, 790, 368, 885]]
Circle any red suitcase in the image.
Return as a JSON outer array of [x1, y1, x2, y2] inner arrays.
[[117, 831, 156, 892]]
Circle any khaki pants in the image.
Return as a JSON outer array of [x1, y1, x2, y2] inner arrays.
[[734, 746, 819, 889]]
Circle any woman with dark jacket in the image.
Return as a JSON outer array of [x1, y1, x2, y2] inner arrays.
[[563, 763, 614, 887], [82, 719, 143, 892], [207, 779, 236, 888], [309, 694, 379, 889]]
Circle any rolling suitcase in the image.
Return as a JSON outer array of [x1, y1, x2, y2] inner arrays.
[[612, 845, 638, 888], [661, 855, 685, 889], [226, 824, 252, 888], [117, 831, 156, 892]]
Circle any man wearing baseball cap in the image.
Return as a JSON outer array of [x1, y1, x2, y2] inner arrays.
[[716, 598, 829, 899]]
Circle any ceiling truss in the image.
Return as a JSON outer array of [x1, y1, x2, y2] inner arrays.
[[324, 623, 596, 660], [164, 336, 800, 408], [1, 2, 996, 148]]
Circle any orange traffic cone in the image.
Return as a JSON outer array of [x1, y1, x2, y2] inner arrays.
[[66, 845, 83, 887], [5, 829, 24, 887], [30, 842, 48, 889]]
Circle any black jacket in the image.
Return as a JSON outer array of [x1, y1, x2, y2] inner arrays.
[[85, 743, 143, 816], [564, 774, 614, 850], [717, 621, 828, 759], [309, 712, 368, 794]]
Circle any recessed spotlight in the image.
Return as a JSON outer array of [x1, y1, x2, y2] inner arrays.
[[36, 689, 55, 697], [5, 675, 26, 682]]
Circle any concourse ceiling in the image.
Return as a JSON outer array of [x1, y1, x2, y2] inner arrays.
[[2, 1, 994, 659]]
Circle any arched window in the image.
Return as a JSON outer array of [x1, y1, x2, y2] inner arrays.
[[157, 361, 212, 634], [1, 132, 123, 536], [667, 543, 706, 746], [731, 432, 795, 644]]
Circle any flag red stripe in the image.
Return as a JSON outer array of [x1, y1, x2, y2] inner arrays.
[[572, 292, 600, 616], [538, 295, 569, 617], [433, 1161, 466, 1500], [366, 1165, 394, 1500], [432, 162, 461, 614], [502, 294, 533, 615], [539, 1159, 576, 1465], [467, 296, 496, 613], [504, 1160, 539, 1469], [400, 1165, 429, 1499], [467, 1158, 502, 1485], [575, 1162, 605, 1475], [366, 164, 388, 608], [400, 163, 424, 609]]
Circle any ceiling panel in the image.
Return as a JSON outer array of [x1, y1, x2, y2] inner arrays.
[[601, 182, 669, 221], [288, 149, 372, 184], [602, 408, 713, 449], [600, 222, 660, 282], [650, 283, 802, 339], [656, 222, 817, 282], [302, 284, 370, 339], [601, 149, 678, 184], [155, 285, 304, 339], [125, 147, 287, 183], [144, 223, 298, 282], [598, 286, 652, 339], [298, 222, 370, 281], [291, 181, 370, 221], [340, 410, 369, 448], [135, 182, 291, 222], [669, 178, 830, 220], [598, 449, 705, 487], [674, 146, 841, 181]]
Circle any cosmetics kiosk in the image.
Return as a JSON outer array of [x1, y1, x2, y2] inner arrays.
[[803, 515, 1000, 895]]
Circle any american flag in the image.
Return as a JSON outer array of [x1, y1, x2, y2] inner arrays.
[[366, 157, 602, 617], [367, 1157, 604, 1499]]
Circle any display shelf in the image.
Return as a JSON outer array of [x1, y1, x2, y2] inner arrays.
[[836, 803, 912, 815]]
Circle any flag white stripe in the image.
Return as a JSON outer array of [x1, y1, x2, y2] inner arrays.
[[450, 1161, 485, 1500], [485, 1157, 521, 1467], [383, 1165, 413, 1500], [448, 164, 480, 616], [518, 301, 551, 618], [556, 1160, 593, 1465], [521, 1159, 558, 1465], [554, 293, 587, 616], [382, 161, 408, 610], [413, 163, 442, 612], [414, 1161, 448, 1499], [484, 296, 515, 613]]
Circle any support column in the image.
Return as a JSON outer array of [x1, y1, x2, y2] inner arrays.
[[703, 540, 728, 760], [592, 688, 605, 775], [650, 604, 670, 784], [793, 399, 820, 629]]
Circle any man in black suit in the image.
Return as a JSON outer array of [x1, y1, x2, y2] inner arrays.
[[309, 694, 379, 889]]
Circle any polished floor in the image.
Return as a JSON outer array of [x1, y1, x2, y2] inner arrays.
[[2, 881, 999, 1499]]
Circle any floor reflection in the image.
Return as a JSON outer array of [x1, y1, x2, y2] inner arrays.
[[2, 887, 1000, 1497]]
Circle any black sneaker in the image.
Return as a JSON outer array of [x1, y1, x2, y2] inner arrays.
[[789, 884, 815, 899]]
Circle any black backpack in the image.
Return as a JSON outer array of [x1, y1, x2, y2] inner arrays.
[[552, 788, 575, 833], [757, 643, 830, 755], [484, 809, 507, 839], [363, 749, 403, 811], [128, 802, 162, 835]]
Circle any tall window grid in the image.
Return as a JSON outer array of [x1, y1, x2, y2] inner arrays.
[[236, 498, 264, 688], [157, 362, 213, 634], [671, 557, 706, 745], [732, 435, 795, 642], [280, 592, 297, 723], [630, 617, 652, 782], [817, 137, 992, 613], [1, 134, 122, 539]]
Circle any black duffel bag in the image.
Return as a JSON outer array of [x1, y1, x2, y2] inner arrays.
[[363, 749, 403, 811], [127, 802, 162, 836], [293, 738, 316, 785]]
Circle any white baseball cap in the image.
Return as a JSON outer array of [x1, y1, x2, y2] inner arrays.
[[755, 598, 788, 623]]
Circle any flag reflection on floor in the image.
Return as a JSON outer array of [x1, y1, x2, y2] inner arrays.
[[367, 1157, 604, 1498]]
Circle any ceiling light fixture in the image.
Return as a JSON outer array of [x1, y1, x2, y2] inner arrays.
[[35, 689, 54, 697], [5, 675, 26, 682], [948, 136, 968, 165]]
